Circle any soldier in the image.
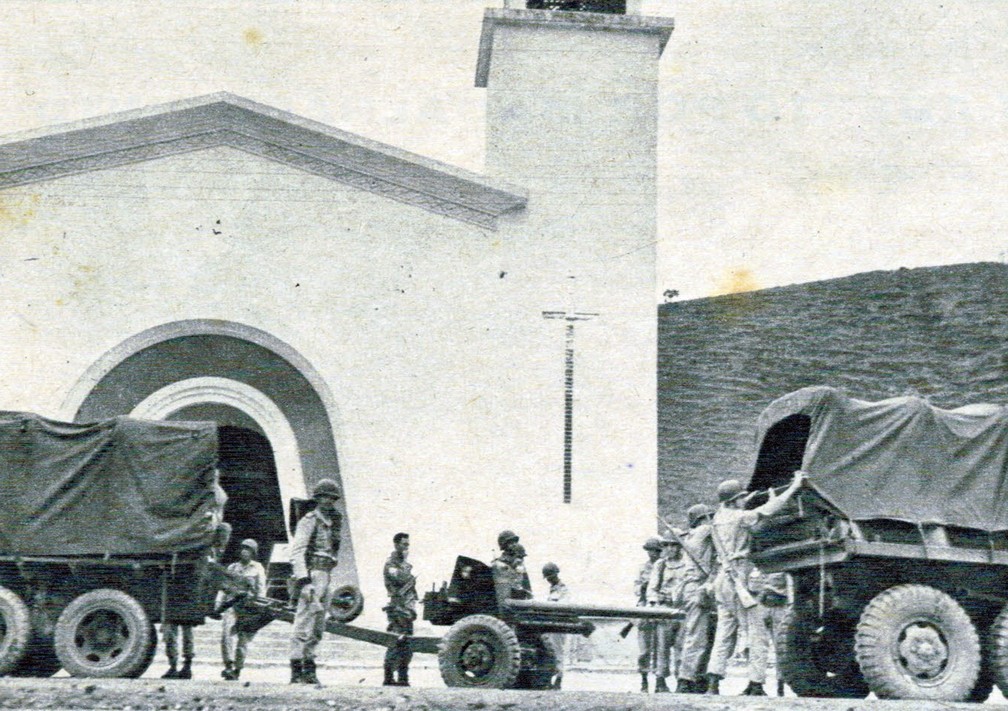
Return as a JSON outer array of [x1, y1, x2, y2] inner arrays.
[[383, 532, 418, 687], [491, 531, 531, 602], [674, 504, 717, 694], [162, 521, 230, 680], [647, 536, 685, 693], [705, 470, 805, 696], [635, 536, 663, 692], [289, 478, 343, 685], [542, 562, 570, 689], [749, 568, 793, 696], [218, 538, 267, 680]]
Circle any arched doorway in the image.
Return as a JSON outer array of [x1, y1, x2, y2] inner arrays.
[[61, 320, 356, 586]]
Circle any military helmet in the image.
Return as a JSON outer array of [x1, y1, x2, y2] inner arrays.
[[716, 479, 746, 503], [240, 538, 259, 555], [542, 562, 560, 576], [498, 529, 520, 549], [312, 478, 341, 500], [512, 543, 527, 558], [687, 503, 714, 527], [643, 536, 663, 552]]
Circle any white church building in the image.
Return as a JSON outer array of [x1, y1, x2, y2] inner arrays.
[[0, 5, 674, 615]]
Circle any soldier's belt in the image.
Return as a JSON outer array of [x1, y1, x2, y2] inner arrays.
[[309, 552, 338, 571]]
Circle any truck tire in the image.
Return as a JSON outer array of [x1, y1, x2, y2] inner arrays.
[[985, 602, 1008, 699], [124, 624, 158, 679], [778, 607, 868, 698], [438, 614, 522, 688], [0, 586, 31, 675], [855, 584, 980, 701], [328, 584, 364, 623], [53, 589, 153, 678]]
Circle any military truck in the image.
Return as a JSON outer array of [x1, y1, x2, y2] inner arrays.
[[748, 386, 1008, 702], [0, 412, 225, 678]]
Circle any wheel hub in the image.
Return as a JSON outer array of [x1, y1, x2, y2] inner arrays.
[[76, 610, 129, 664], [897, 622, 949, 679], [459, 638, 496, 678]]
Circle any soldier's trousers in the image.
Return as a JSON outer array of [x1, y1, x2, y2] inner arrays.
[[706, 594, 768, 684], [384, 610, 414, 671], [637, 621, 658, 674], [290, 568, 339, 661], [162, 623, 194, 663], [677, 593, 714, 681], [221, 609, 256, 670], [654, 620, 681, 678], [543, 632, 569, 674]]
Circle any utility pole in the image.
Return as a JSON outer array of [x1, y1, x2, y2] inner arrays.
[[542, 308, 598, 503]]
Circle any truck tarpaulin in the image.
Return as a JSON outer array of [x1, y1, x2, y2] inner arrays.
[[0, 412, 223, 555], [751, 386, 1008, 532]]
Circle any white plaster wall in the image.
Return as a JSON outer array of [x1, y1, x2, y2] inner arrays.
[[0, 141, 650, 616]]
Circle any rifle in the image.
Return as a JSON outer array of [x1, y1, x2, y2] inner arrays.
[[708, 521, 758, 609], [658, 515, 710, 580]]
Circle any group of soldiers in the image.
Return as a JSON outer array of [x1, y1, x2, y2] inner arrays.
[[635, 470, 805, 695]]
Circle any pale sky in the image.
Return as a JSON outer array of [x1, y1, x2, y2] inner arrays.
[[2, 0, 1006, 300]]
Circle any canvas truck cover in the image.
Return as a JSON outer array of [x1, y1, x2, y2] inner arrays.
[[750, 386, 1008, 532], [0, 412, 223, 556]]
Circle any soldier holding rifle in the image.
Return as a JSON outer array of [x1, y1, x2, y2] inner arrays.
[[634, 537, 664, 692], [704, 470, 806, 696]]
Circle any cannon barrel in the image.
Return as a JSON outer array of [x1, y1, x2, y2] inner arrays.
[[503, 599, 682, 620], [515, 619, 596, 635]]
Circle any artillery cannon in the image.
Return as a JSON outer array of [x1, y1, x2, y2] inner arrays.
[[422, 555, 681, 689]]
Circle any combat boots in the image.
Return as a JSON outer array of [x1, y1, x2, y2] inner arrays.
[[640, 672, 649, 693], [176, 657, 192, 680], [742, 681, 767, 696], [674, 678, 691, 693], [705, 673, 721, 695], [162, 663, 179, 679], [383, 663, 396, 686], [302, 658, 320, 685], [396, 666, 410, 687], [654, 676, 670, 693], [289, 659, 303, 684], [221, 662, 236, 681]]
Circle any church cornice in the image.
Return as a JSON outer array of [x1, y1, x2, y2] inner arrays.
[[0, 93, 527, 230]]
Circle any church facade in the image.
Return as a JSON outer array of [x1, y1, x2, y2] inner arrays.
[[0, 7, 673, 612]]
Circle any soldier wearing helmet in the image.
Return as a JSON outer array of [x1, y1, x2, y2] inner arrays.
[[491, 530, 531, 605], [705, 470, 806, 696], [635, 536, 664, 692], [674, 504, 717, 693], [542, 562, 571, 689], [217, 538, 266, 681], [289, 478, 344, 685], [647, 534, 685, 693]]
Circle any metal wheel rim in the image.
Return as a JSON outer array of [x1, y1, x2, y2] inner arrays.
[[74, 610, 132, 666], [458, 633, 499, 680], [894, 618, 950, 684]]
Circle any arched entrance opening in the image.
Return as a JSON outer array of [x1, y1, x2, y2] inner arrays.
[[62, 320, 356, 586]]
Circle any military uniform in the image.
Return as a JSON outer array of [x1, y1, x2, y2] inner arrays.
[[491, 554, 531, 603], [706, 506, 770, 687], [647, 546, 685, 689], [218, 556, 266, 679], [289, 506, 342, 675], [543, 578, 572, 678], [161, 623, 194, 677], [677, 518, 717, 690], [635, 556, 658, 680], [750, 569, 792, 694], [383, 549, 417, 685]]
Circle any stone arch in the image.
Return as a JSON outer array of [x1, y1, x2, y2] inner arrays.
[[62, 320, 356, 584]]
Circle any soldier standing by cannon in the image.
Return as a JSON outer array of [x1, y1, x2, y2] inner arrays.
[[289, 478, 343, 685], [491, 531, 532, 602], [542, 562, 571, 689], [218, 538, 267, 681], [635, 537, 663, 692], [672, 504, 717, 694], [383, 532, 418, 687], [647, 535, 685, 693], [704, 471, 805, 696]]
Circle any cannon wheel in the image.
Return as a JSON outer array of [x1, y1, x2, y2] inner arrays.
[[329, 585, 364, 624], [778, 606, 868, 698], [438, 614, 522, 689], [855, 584, 979, 701], [514, 635, 559, 690], [53, 589, 153, 678], [0, 585, 31, 675]]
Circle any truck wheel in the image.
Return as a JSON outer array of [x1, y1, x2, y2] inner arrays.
[[328, 585, 364, 623], [0, 586, 31, 675], [124, 624, 158, 679], [855, 584, 980, 700], [53, 589, 153, 678], [984, 602, 1008, 698], [778, 607, 868, 698], [438, 614, 522, 688]]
